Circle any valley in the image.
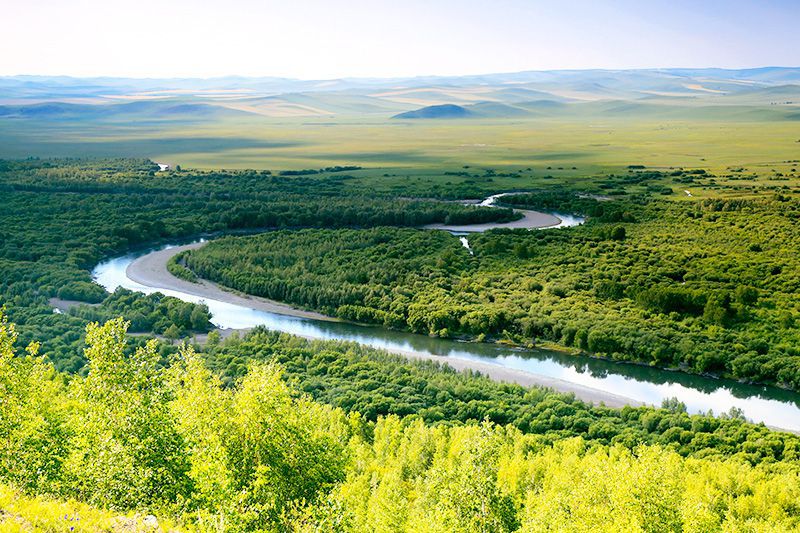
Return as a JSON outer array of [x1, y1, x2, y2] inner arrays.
[[2, 66, 800, 531]]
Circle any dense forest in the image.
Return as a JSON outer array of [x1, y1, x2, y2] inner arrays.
[[2, 158, 800, 530], [0, 158, 511, 370], [2, 313, 799, 531], [183, 192, 800, 389], [202, 327, 800, 464]]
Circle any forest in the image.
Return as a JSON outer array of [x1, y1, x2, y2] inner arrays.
[[201, 327, 800, 464], [2, 312, 799, 531], [0, 158, 511, 370], [183, 190, 800, 389], [2, 158, 800, 530]]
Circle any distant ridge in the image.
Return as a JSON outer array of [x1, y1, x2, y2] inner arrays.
[[1, 68, 799, 119], [0, 100, 252, 119], [392, 104, 473, 119]]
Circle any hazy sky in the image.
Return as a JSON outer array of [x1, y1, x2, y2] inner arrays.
[[3, 0, 798, 78]]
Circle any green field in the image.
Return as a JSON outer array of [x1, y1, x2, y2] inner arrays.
[[2, 69, 798, 200], [2, 115, 799, 182]]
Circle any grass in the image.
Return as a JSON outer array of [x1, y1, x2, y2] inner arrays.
[[1, 114, 797, 167], [0, 111, 799, 202], [0, 484, 186, 532]]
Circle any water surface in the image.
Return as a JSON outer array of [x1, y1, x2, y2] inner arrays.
[[93, 243, 800, 431]]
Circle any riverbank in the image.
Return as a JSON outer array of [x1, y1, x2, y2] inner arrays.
[[424, 207, 562, 232], [126, 243, 642, 408], [424, 191, 585, 232], [91, 194, 800, 431], [175, 326, 642, 408], [382, 345, 642, 408], [126, 243, 338, 322]]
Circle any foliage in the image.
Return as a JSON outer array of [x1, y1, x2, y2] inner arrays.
[[202, 327, 800, 465], [0, 312, 353, 529], [300, 421, 800, 533], [69, 288, 212, 335], [185, 194, 800, 389], [182, 228, 467, 320], [2, 112, 800, 530], [2, 313, 800, 531], [0, 158, 510, 371], [65, 318, 192, 510], [168, 251, 199, 283], [0, 312, 67, 495]]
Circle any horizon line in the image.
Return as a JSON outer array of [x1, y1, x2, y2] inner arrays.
[[2, 65, 800, 83]]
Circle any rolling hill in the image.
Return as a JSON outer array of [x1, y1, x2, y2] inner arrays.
[[392, 103, 473, 119]]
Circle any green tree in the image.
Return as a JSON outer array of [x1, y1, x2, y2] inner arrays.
[[164, 323, 181, 342], [223, 363, 351, 529], [703, 295, 729, 325], [168, 344, 234, 517], [65, 318, 191, 509], [734, 285, 759, 306], [190, 304, 211, 331], [0, 311, 68, 493]]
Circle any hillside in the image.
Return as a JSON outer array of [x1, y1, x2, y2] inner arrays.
[[393, 103, 473, 119], [3, 67, 800, 530], [2, 312, 799, 531], [4, 0, 800, 524]]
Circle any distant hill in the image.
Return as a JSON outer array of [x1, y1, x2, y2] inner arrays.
[[0, 102, 105, 118], [3, 68, 800, 104], [392, 104, 473, 119], [467, 101, 532, 118], [0, 100, 254, 120], [3, 68, 800, 121]]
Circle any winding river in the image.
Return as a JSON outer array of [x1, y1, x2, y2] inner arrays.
[[90, 197, 800, 431]]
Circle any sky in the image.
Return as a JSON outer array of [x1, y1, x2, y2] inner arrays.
[[2, 0, 798, 79]]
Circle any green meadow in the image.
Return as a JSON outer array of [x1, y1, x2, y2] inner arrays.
[[2, 114, 799, 199]]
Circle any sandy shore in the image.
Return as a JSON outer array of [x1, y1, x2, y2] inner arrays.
[[125, 242, 642, 408], [424, 208, 561, 233], [126, 243, 338, 322], [49, 297, 94, 312]]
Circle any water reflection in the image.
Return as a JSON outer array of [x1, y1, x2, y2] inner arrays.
[[92, 242, 800, 431]]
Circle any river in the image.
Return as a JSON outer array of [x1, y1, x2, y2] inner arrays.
[[90, 200, 800, 431]]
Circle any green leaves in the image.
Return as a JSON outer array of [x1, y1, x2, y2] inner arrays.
[[66, 318, 191, 509], [0, 310, 68, 494], [1, 312, 800, 530], [304, 421, 800, 532]]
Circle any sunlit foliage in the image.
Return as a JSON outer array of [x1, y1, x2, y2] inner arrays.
[[1, 312, 799, 531]]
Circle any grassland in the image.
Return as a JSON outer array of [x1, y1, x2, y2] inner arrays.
[[3, 69, 799, 199], [2, 114, 798, 201]]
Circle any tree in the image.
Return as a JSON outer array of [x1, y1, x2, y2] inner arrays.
[[206, 329, 221, 346], [168, 344, 234, 515], [0, 311, 68, 493], [190, 304, 211, 331], [65, 318, 191, 509], [734, 285, 759, 306], [703, 295, 729, 325], [164, 323, 181, 342], [661, 397, 687, 413]]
